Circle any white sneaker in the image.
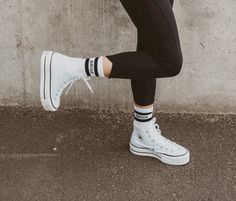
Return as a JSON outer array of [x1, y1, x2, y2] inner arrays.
[[40, 51, 94, 111], [129, 117, 190, 165]]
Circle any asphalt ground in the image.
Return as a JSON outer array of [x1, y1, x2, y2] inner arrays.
[[0, 107, 235, 201]]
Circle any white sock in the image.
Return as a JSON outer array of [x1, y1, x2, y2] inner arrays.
[[84, 56, 105, 77], [134, 104, 154, 127]]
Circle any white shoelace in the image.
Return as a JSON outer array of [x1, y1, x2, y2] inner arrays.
[[153, 123, 176, 152], [65, 76, 94, 95]]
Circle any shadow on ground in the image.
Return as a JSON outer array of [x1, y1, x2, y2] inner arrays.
[[0, 107, 235, 201]]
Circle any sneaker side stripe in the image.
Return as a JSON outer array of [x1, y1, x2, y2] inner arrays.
[[130, 148, 161, 159], [49, 52, 58, 110], [130, 142, 188, 158], [94, 57, 99, 76], [43, 55, 46, 100]]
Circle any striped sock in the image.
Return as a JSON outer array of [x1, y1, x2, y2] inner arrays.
[[84, 56, 105, 77], [134, 104, 154, 125]]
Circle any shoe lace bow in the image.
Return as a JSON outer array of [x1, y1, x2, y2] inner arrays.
[[65, 75, 94, 95], [153, 121, 176, 152]]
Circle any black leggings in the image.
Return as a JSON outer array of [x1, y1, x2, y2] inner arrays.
[[106, 0, 183, 106]]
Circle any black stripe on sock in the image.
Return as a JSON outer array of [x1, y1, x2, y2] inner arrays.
[[134, 116, 154, 122], [94, 57, 99, 76], [134, 110, 153, 116], [85, 58, 90, 76]]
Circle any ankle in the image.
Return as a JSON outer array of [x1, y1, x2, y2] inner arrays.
[[84, 56, 105, 77], [133, 103, 154, 123], [134, 103, 153, 109], [103, 56, 112, 78]]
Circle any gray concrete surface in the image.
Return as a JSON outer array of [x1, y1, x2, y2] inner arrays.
[[0, 107, 235, 201], [0, 0, 236, 114]]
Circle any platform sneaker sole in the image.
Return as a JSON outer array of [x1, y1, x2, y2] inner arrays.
[[40, 50, 58, 112], [129, 142, 190, 166]]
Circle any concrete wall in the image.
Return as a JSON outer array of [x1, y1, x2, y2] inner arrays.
[[0, 0, 235, 114]]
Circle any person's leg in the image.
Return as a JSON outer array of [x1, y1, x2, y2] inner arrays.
[[132, 29, 156, 105], [104, 0, 174, 79], [131, 30, 156, 109], [130, 0, 175, 109], [131, 0, 175, 127], [41, 0, 181, 114], [41, 0, 181, 111], [106, 0, 183, 79], [40, 0, 189, 165], [111, 0, 188, 165], [131, 30, 156, 127]]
